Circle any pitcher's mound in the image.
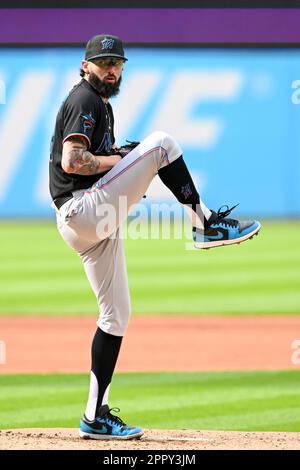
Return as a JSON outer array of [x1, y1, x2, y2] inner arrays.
[[1, 428, 299, 450]]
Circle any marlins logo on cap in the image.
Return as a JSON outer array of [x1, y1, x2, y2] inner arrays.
[[101, 37, 114, 50], [85, 34, 128, 61]]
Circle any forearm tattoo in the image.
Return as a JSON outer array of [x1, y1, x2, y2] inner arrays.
[[68, 148, 101, 175], [66, 137, 101, 175]]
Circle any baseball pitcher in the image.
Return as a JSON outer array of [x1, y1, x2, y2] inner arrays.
[[49, 34, 260, 440]]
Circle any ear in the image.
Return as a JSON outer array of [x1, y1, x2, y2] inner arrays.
[[81, 60, 89, 75]]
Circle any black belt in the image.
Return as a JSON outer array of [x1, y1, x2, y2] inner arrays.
[[53, 192, 73, 210]]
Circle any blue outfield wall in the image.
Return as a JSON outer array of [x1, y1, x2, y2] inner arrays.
[[0, 47, 300, 218]]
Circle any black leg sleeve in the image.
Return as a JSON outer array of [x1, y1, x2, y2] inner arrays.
[[158, 155, 200, 213], [91, 327, 123, 413]]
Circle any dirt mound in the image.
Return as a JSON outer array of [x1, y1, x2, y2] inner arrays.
[[0, 428, 299, 450]]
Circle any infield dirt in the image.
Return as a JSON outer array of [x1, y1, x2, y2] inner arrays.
[[1, 315, 300, 373], [1, 428, 300, 450]]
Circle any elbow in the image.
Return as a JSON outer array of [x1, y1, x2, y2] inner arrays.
[[61, 157, 73, 174], [62, 162, 72, 174]]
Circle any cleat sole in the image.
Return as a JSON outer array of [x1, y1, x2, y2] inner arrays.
[[79, 429, 143, 440]]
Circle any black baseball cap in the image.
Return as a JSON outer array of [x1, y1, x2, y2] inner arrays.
[[85, 34, 128, 62]]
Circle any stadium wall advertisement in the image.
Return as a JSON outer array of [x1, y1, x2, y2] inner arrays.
[[0, 47, 299, 217]]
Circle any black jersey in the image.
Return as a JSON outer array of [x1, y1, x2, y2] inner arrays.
[[49, 79, 115, 201]]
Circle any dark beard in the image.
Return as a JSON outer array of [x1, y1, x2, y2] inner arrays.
[[88, 72, 121, 98]]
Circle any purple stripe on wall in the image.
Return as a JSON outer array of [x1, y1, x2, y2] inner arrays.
[[0, 8, 300, 43]]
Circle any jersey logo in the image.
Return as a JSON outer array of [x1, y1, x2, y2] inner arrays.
[[81, 112, 96, 135], [96, 132, 113, 153], [101, 37, 114, 50]]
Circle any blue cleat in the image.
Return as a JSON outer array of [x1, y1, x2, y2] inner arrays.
[[79, 405, 143, 440], [193, 204, 261, 250]]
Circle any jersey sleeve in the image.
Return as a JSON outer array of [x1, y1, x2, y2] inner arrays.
[[62, 94, 98, 149]]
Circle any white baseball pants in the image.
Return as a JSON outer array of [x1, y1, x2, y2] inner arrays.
[[56, 131, 182, 336]]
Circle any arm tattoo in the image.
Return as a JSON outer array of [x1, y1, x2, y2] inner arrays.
[[65, 137, 101, 175], [68, 148, 101, 175]]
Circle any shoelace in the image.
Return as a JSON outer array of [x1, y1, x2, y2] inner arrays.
[[103, 407, 126, 428], [215, 204, 239, 228]]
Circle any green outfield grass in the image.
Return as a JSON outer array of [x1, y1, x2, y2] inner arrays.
[[0, 371, 300, 431], [0, 220, 299, 315]]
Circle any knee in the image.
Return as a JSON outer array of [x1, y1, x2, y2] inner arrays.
[[97, 304, 131, 337], [148, 131, 177, 152], [146, 131, 182, 165]]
